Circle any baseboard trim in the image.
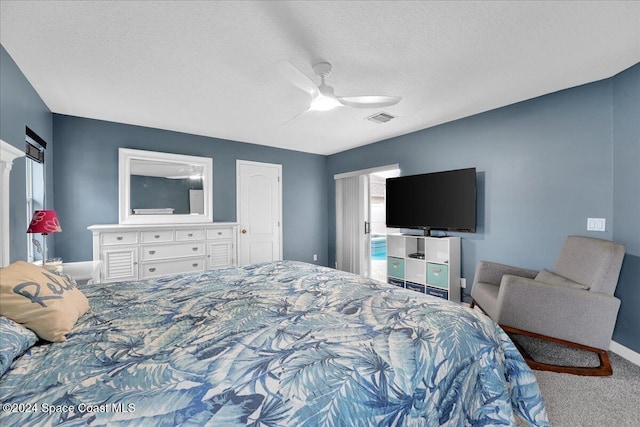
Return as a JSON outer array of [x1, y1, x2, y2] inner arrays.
[[610, 340, 640, 366]]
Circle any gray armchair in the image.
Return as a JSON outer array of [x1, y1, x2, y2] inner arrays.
[[470, 235, 625, 376]]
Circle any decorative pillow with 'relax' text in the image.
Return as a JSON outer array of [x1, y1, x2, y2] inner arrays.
[[0, 261, 90, 342]]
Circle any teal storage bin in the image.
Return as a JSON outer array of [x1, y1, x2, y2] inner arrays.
[[427, 263, 448, 289], [387, 256, 405, 279]]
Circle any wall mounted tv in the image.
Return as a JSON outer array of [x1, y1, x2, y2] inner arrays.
[[386, 167, 477, 234]]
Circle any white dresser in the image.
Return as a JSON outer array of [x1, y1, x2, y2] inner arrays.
[[88, 223, 238, 282]]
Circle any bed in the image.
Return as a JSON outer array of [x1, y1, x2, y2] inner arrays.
[[0, 260, 548, 426]]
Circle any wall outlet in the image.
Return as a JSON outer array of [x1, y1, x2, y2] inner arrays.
[[587, 218, 606, 232], [313, 254, 318, 261], [460, 278, 466, 288]]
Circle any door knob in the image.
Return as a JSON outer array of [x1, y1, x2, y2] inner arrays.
[[241, 229, 247, 234]]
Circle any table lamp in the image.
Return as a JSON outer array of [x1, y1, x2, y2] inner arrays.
[[27, 210, 61, 266]]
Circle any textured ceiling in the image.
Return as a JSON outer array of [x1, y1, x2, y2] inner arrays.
[[1, 1, 639, 155]]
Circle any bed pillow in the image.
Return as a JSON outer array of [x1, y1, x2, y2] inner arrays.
[[534, 269, 590, 291], [0, 261, 90, 342], [0, 316, 38, 376]]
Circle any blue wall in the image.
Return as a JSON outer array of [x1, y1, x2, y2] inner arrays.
[[328, 79, 614, 276], [0, 45, 53, 262], [52, 115, 328, 266], [327, 65, 639, 353], [612, 63, 640, 352]]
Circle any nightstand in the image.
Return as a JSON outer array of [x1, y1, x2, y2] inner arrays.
[[62, 261, 102, 285]]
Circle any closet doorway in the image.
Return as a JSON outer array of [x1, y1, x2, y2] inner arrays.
[[335, 164, 400, 281]]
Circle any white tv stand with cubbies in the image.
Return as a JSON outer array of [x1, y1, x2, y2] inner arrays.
[[386, 234, 461, 302]]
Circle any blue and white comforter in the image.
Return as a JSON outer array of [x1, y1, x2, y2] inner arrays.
[[0, 261, 548, 426]]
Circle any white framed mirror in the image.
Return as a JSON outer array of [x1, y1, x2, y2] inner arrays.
[[119, 148, 213, 224]]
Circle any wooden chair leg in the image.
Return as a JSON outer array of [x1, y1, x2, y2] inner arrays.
[[500, 325, 613, 376]]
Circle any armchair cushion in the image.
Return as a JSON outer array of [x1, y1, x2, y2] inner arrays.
[[496, 275, 620, 349], [534, 269, 590, 291], [471, 261, 538, 319], [473, 261, 538, 286]]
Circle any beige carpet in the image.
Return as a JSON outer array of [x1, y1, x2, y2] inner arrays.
[[512, 336, 640, 426]]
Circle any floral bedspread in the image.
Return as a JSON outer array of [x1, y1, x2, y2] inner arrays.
[[0, 261, 548, 426]]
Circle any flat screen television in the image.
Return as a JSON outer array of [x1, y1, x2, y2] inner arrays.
[[386, 167, 476, 233]]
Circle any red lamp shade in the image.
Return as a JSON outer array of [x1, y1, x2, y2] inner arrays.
[[27, 210, 62, 234]]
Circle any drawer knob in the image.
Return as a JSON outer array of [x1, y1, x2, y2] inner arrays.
[[241, 230, 246, 234], [188, 233, 193, 237], [117, 236, 123, 241], [149, 250, 156, 255], [154, 234, 160, 239], [192, 263, 198, 267], [192, 247, 198, 251], [149, 267, 156, 272], [218, 231, 223, 235]]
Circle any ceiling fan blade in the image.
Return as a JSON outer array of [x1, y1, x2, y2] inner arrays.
[[277, 60, 319, 97], [337, 95, 401, 109], [283, 107, 312, 125]]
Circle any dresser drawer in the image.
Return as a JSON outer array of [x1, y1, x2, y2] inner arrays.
[[101, 231, 138, 246], [141, 230, 174, 243], [176, 229, 205, 241], [141, 242, 205, 261], [207, 227, 234, 240], [141, 257, 205, 278]]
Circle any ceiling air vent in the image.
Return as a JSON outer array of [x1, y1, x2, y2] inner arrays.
[[366, 112, 395, 124]]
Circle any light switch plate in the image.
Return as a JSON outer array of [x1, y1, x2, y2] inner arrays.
[[587, 218, 606, 231]]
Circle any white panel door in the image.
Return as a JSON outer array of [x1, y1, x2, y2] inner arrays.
[[237, 160, 282, 266]]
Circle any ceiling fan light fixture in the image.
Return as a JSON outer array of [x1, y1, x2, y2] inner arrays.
[[279, 60, 401, 119], [310, 94, 341, 111]]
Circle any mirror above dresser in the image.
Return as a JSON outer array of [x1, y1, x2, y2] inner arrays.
[[119, 148, 213, 224], [90, 148, 239, 282]]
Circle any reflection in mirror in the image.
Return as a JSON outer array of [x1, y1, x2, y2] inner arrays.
[[119, 148, 213, 224], [130, 159, 204, 215], [26, 158, 45, 262]]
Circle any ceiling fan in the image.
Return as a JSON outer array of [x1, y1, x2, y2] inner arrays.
[[278, 60, 401, 120]]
